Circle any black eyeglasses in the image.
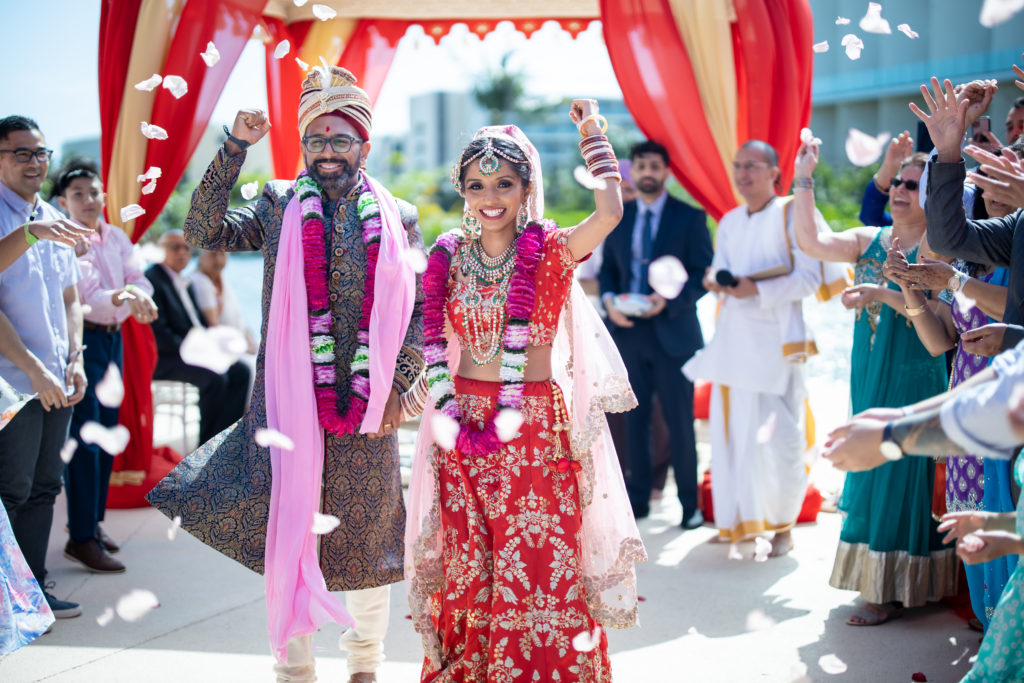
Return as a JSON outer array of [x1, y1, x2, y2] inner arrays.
[[0, 148, 53, 164], [890, 177, 919, 191], [301, 134, 362, 154]]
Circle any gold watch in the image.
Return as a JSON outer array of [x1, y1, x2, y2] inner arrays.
[[947, 272, 966, 292]]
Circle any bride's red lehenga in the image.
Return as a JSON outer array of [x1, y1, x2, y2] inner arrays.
[[427, 229, 609, 682]]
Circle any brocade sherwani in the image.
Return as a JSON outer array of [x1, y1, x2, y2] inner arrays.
[[147, 148, 424, 590]]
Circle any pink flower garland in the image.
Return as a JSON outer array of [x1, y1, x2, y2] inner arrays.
[[422, 222, 546, 455], [297, 172, 381, 437]]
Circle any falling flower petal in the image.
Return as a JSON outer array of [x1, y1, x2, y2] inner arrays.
[[134, 74, 162, 91], [961, 533, 986, 553], [495, 409, 524, 443], [137, 166, 162, 183], [96, 363, 124, 408], [96, 607, 115, 627], [572, 626, 602, 652], [80, 304, 93, 316], [897, 23, 919, 38], [120, 204, 146, 223], [745, 609, 777, 631], [200, 41, 221, 67], [402, 247, 428, 274], [295, 57, 309, 71], [431, 413, 460, 451], [294, 0, 309, 5], [240, 181, 259, 200], [835, 16, 851, 24], [60, 439, 77, 464], [80, 422, 131, 455], [800, 127, 823, 146], [137, 243, 166, 263], [840, 33, 865, 60], [647, 255, 688, 299], [952, 647, 971, 666], [980, 0, 1024, 27], [818, 654, 848, 674], [140, 121, 168, 140], [953, 290, 977, 315], [756, 412, 777, 444], [140, 179, 157, 195], [274, 40, 291, 59], [117, 291, 136, 301], [812, 40, 830, 53], [728, 543, 742, 560], [311, 4, 337, 20], [572, 165, 608, 191], [858, 2, 891, 34], [162, 75, 188, 99], [255, 427, 295, 451], [168, 515, 182, 541], [845, 128, 890, 166], [179, 326, 247, 374], [116, 589, 159, 622], [312, 512, 341, 534], [753, 536, 772, 562]]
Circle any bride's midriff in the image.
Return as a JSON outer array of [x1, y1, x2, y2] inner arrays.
[[456, 343, 553, 382]]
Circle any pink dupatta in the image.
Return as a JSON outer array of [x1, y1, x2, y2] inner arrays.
[[264, 174, 414, 663]]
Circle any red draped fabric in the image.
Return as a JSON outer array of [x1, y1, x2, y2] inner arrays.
[[264, 19, 314, 179], [336, 20, 411, 105], [98, 0, 143, 183], [600, 0, 813, 219]]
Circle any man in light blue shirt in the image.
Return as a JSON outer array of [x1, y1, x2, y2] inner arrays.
[[0, 115, 86, 619]]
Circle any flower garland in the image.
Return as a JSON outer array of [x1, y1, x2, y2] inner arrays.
[[423, 221, 546, 455], [298, 171, 381, 437]]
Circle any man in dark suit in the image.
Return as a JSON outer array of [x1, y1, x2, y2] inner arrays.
[[598, 140, 713, 527], [146, 229, 249, 444]]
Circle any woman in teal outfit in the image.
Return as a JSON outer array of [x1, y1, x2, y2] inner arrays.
[[792, 144, 957, 624]]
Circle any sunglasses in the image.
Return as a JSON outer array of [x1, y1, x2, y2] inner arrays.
[[890, 177, 919, 191]]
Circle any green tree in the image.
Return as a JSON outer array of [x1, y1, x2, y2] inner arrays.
[[473, 53, 527, 125]]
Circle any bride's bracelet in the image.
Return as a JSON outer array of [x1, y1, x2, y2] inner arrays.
[[579, 134, 621, 181]]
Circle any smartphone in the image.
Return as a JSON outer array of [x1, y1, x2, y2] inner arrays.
[[972, 116, 992, 142]]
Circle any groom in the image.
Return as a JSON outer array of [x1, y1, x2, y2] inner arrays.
[[147, 66, 423, 683]]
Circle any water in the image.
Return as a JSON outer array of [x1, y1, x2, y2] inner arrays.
[[219, 252, 266, 337]]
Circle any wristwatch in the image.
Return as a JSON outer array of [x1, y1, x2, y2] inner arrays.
[[947, 272, 967, 293], [880, 422, 904, 461]]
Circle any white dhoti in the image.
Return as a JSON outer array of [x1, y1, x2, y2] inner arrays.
[[709, 368, 807, 542]]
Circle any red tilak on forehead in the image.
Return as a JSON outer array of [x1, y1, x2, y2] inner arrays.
[[325, 126, 330, 132]]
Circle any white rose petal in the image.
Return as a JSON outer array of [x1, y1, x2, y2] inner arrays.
[[80, 422, 131, 455], [200, 41, 221, 67], [117, 290, 136, 301], [845, 128, 890, 167], [96, 607, 115, 627], [168, 515, 182, 541], [137, 243, 166, 263], [953, 289, 977, 315], [141, 179, 157, 195], [840, 34, 865, 60], [858, 2, 892, 34], [648, 255, 689, 299], [311, 4, 337, 21], [295, 57, 309, 71], [835, 16, 850, 24], [294, 0, 309, 5], [96, 363, 124, 408], [240, 181, 259, 200], [897, 23, 919, 39], [162, 75, 188, 99], [134, 74, 162, 91], [572, 165, 608, 191], [60, 438, 77, 464], [312, 512, 341, 535], [812, 40, 829, 53], [255, 428, 295, 451], [571, 626, 602, 653], [728, 543, 742, 560], [115, 589, 159, 622], [980, 0, 1024, 27], [179, 326, 247, 374], [402, 246, 428, 274], [745, 609, 777, 631], [431, 413, 460, 451], [961, 533, 986, 553], [800, 127, 823, 146], [753, 536, 772, 562], [755, 412, 777, 444], [818, 654, 848, 675], [137, 166, 162, 182], [120, 204, 146, 223], [274, 40, 291, 59], [494, 409, 524, 443], [80, 304, 93, 316], [140, 121, 168, 140]]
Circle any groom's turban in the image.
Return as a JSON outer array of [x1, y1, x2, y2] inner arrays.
[[297, 65, 372, 140]]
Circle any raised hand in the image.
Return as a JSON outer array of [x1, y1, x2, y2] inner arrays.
[[876, 131, 914, 190], [570, 99, 602, 136], [1014, 52, 1024, 92], [955, 79, 998, 128], [793, 139, 819, 179], [966, 146, 1024, 210], [228, 109, 271, 154], [909, 77, 969, 163]]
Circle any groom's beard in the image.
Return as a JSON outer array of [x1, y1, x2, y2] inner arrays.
[[308, 158, 357, 194]]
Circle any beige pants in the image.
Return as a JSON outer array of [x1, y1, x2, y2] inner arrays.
[[273, 585, 391, 682]]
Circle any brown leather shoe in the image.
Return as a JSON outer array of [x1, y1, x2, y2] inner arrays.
[[64, 539, 125, 574], [348, 674, 376, 683], [96, 525, 120, 553]]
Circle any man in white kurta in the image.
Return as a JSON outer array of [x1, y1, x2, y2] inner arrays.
[[684, 140, 822, 556]]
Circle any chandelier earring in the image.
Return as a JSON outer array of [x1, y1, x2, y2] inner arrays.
[[462, 206, 481, 238], [516, 206, 529, 233]]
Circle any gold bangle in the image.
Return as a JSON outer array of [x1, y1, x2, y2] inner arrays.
[[577, 114, 608, 137], [904, 303, 927, 317]]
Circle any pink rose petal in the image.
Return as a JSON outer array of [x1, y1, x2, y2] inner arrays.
[[140, 179, 157, 195], [140, 121, 168, 140], [120, 204, 146, 222], [845, 128, 890, 166], [897, 23, 919, 39]]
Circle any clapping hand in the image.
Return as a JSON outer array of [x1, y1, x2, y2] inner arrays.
[[909, 77, 970, 163]]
